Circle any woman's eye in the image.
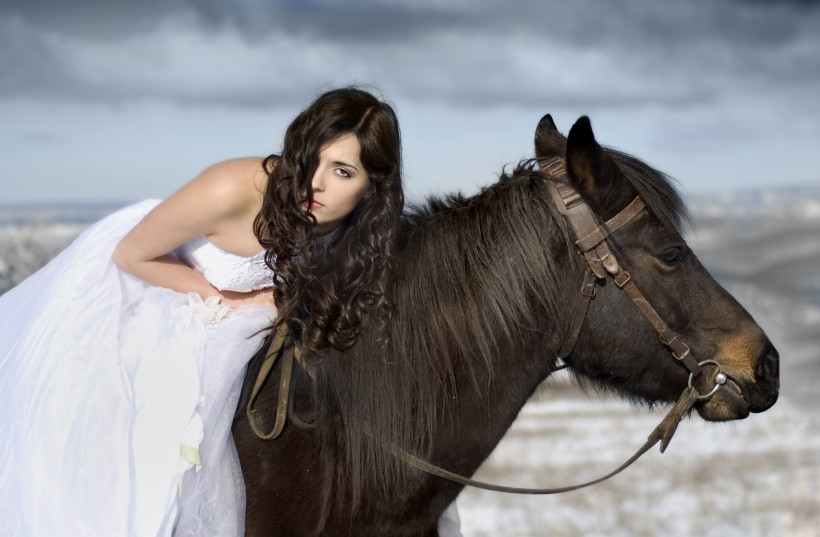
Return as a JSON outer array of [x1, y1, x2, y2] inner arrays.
[[658, 246, 686, 266], [334, 168, 351, 178]]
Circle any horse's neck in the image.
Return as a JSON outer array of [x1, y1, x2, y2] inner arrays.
[[418, 226, 575, 480], [427, 333, 560, 481]]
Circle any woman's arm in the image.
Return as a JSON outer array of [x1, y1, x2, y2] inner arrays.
[[112, 159, 271, 308]]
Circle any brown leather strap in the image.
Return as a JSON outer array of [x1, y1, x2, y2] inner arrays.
[[545, 170, 610, 278], [541, 156, 701, 377], [575, 197, 646, 253], [385, 386, 699, 494], [558, 269, 597, 359], [613, 271, 701, 374], [247, 324, 299, 440], [544, 160, 644, 280], [604, 197, 646, 236]]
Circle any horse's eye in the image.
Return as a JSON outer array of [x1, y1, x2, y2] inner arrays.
[[658, 246, 686, 266]]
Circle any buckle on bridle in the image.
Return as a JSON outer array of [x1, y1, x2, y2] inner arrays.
[[581, 276, 597, 297], [614, 270, 631, 288], [671, 341, 690, 361]]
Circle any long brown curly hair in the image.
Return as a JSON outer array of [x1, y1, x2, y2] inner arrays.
[[253, 87, 403, 354]]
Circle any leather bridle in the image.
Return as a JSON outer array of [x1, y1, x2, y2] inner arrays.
[[541, 156, 702, 377], [246, 157, 733, 494]]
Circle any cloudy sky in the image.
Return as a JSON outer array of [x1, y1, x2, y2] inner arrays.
[[1, 0, 819, 204]]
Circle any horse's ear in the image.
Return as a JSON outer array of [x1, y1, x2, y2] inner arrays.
[[534, 114, 566, 160], [565, 116, 619, 202]]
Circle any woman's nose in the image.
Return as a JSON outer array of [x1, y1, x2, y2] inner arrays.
[[311, 170, 325, 191]]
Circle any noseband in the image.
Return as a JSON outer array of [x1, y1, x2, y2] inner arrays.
[[247, 158, 731, 495]]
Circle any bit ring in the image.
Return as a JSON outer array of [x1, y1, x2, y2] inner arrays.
[[687, 359, 727, 401]]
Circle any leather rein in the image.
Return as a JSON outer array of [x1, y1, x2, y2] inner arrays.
[[245, 156, 730, 494]]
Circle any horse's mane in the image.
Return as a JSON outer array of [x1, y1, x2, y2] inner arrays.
[[310, 151, 688, 512]]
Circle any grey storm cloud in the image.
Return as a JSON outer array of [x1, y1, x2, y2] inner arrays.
[[1, 0, 819, 109]]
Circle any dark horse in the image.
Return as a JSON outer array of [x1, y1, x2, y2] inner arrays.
[[232, 115, 779, 536]]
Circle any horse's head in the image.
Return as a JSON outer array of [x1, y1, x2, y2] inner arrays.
[[535, 114, 779, 421]]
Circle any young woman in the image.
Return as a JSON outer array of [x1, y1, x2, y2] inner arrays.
[[0, 88, 461, 536]]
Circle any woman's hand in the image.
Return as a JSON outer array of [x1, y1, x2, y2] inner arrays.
[[218, 288, 277, 311]]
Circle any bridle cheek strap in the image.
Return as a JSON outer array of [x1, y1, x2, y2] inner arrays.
[[557, 269, 597, 360], [542, 157, 701, 376], [614, 271, 698, 371]]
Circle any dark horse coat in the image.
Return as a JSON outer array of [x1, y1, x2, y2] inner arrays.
[[232, 115, 779, 536]]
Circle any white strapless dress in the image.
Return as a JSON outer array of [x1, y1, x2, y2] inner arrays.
[[0, 200, 277, 537]]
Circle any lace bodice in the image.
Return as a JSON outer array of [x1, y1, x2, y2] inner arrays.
[[174, 235, 274, 293]]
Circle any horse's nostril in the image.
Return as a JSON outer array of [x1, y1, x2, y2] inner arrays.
[[755, 345, 780, 385]]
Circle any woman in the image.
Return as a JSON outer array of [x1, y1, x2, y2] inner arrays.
[[0, 88, 460, 536]]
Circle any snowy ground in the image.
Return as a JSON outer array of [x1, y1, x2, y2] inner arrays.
[[1, 192, 818, 536], [459, 382, 819, 537]]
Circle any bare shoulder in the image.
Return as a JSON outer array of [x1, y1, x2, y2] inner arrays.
[[114, 157, 271, 264], [195, 157, 267, 211]]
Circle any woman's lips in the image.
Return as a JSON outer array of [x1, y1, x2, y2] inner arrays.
[[300, 198, 323, 209]]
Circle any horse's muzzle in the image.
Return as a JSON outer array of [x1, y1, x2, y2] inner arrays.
[[748, 344, 779, 413]]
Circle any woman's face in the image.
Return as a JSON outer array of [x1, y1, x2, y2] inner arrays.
[[302, 133, 370, 234]]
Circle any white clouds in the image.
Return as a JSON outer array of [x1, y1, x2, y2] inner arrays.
[[1, 0, 818, 202], [3, 0, 816, 110], [0, 8, 745, 109]]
